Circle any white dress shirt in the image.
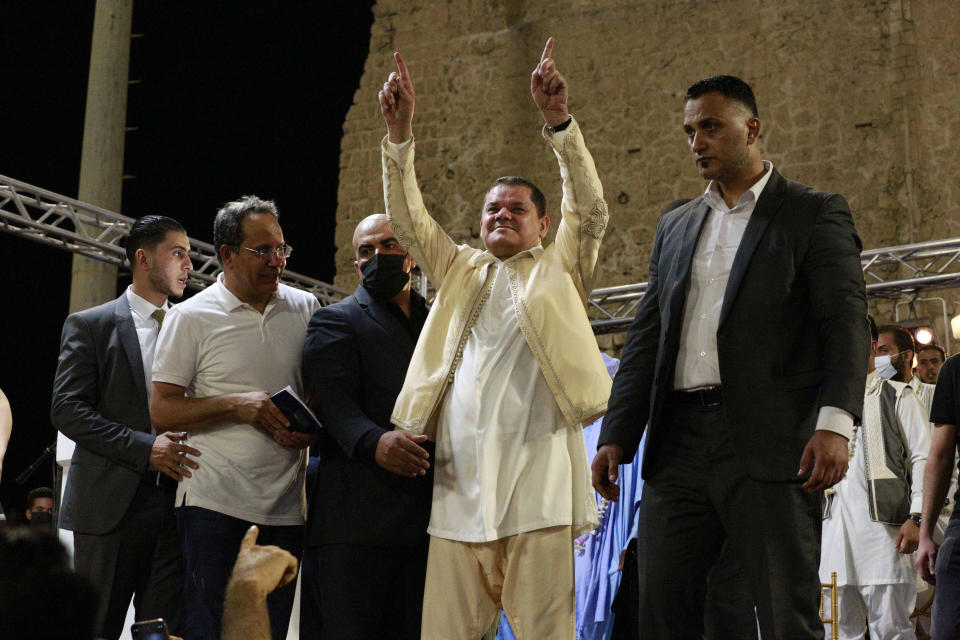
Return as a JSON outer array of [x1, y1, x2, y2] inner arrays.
[[674, 162, 854, 438], [427, 255, 597, 543], [153, 275, 320, 525], [127, 286, 169, 404], [907, 376, 936, 417]]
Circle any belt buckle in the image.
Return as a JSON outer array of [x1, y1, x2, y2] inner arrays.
[[701, 387, 721, 408]]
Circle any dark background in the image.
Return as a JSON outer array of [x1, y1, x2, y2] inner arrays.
[[0, 1, 375, 519]]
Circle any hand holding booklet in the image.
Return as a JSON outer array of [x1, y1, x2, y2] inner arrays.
[[270, 386, 323, 434]]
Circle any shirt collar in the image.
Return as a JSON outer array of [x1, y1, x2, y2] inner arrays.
[[126, 285, 168, 318], [473, 244, 544, 266], [702, 160, 774, 213]]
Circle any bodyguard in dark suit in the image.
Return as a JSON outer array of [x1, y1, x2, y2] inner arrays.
[[51, 216, 201, 639], [301, 214, 433, 640], [592, 76, 869, 638]]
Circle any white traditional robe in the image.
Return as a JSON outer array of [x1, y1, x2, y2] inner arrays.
[[820, 377, 929, 587]]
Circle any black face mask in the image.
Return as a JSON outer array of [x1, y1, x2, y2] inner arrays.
[[29, 511, 53, 526], [360, 252, 410, 300]]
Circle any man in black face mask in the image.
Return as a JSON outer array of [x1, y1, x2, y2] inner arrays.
[[300, 214, 433, 639], [24, 487, 54, 527]]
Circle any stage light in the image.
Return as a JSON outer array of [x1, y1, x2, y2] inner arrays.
[[899, 318, 937, 351]]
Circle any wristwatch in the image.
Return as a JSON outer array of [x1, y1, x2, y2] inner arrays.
[[545, 117, 572, 134], [908, 514, 922, 527]]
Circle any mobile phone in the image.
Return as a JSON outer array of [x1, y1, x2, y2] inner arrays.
[[130, 618, 169, 640]]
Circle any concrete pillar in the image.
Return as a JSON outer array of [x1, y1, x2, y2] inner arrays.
[[68, 0, 133, 314], [60, 0, 134, 483]]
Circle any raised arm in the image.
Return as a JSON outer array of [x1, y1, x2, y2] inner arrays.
[[533, 38, 608, 293], [379, 51, 461, 287], [530, 37, 569, 128], [379, 51, 415, 145]]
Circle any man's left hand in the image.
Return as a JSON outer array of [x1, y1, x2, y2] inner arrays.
[[895, 518, 920, 554], [797, 430, 848, 492], [916, 533, 939, 584], [530, 37, 569, 127]]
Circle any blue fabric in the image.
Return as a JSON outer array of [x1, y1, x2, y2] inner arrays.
[[177, 506, 303, 640], [498, 610, 518, 640], [498, 354, 645, 640]]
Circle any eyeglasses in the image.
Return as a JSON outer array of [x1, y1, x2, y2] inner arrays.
[[234, 244, 293, 260]]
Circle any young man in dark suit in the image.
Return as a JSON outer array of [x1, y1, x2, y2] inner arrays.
[[51, 215, 201, 639], [300, 214, 433, 640], [592, 76, 870, 638]]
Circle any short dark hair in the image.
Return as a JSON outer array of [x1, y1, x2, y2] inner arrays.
[[917, 343, 946, 361], [877, 324, 916, 354], [868, 314, 878, 342], [685, 75, 759, 117], [213, 195, 279, 264], [488, 177, 547, 218], [0, 526, 98, 640], [124, 215, 186, 266], [26, 487, 53, 510]]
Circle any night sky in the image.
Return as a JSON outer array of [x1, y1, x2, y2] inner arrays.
[[0, 2, 375, 517]]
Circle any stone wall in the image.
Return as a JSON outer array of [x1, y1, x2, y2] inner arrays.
[[335, 0, 960, 352]]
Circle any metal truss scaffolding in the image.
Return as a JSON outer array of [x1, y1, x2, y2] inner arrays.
[[588, 238, 960, 334], [0, 173, 350, 305], [2, 172, 957, 333]]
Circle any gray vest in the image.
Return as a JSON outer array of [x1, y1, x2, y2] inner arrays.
[[862, 379, 913, 525]]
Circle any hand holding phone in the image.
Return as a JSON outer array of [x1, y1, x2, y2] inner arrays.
[[130, 618, 169, 640]]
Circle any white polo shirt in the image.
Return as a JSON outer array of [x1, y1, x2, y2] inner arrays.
[[153, 274, 320, 525]]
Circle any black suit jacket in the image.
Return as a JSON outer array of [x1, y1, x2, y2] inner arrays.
[[302, 285, 432, 547], [51, 291, 156, 534], [600, 169, 870, 481]]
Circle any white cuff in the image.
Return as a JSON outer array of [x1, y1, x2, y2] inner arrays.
[[815, 405, 855, 440], [550, 127, 568, 146], [910, 495, 924, 514]]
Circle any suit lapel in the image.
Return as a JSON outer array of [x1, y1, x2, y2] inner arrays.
[[669, 200, 711, 322], [114, 292, 149, 408], [355, 287, 416, 353], [718, 169, 785, 327]]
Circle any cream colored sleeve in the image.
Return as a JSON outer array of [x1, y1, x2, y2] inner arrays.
[[542, 116, 609, 296], [381, 136, 460, 288]]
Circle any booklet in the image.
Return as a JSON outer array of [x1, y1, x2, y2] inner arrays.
[[271, 386, 323, 434]]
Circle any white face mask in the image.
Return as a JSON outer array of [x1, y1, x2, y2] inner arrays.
[[874, 354, 899, 379]]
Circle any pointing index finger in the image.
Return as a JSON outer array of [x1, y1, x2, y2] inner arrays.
[[540, 37, 554, 63], [395, 51, 410, 81]]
